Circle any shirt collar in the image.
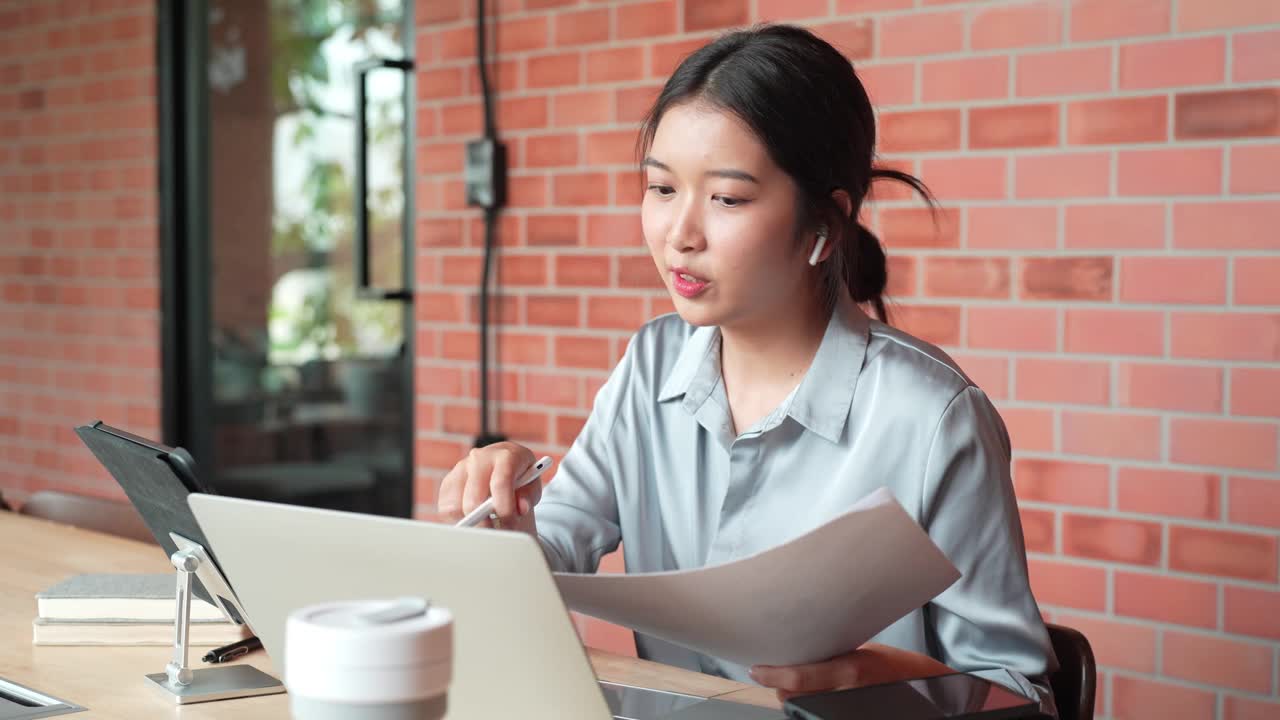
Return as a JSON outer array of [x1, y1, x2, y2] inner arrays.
[[657, 323, 720, 410], [788, 296, 870, 443], [656, 297, 871, 443]]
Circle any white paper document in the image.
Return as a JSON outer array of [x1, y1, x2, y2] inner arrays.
[[553, 486, 961, 667]]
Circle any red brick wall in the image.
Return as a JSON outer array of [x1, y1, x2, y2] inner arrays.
[[1, 0, 1277, 715], [415, 0, 1280, 715], [0, 0, 160, 504]]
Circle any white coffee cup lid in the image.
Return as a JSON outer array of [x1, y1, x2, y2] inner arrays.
[[286, 597, 453, 703]]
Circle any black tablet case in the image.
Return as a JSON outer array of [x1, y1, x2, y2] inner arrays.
[[74, 422, 233, 615]]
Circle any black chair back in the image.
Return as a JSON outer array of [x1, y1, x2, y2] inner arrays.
[[19, 490, 155, 544], [1046, 623, 1096, 720]]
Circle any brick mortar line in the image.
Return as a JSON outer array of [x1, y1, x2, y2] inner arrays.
[[1103, 562, 1114, 615], [1224, 242, 1240, 308], [412, 357, 1280, 380], [1274, 641, 1280, 699], [412, 152, 1280, 174], [0, 196, 161, 207], [0, 290, 165, 302], [915, 348, 1278, 364], [414, 249, 1274, 263], [413, 75, 1280, 108], [0, 5, 154, 26], [414, 335, 1280, 368], [0, 305, 156, 316], [0, 5, 153, 24], [0, 371, 161, 384], [1218, 583, 1226, 632], [417, 195, 1268, 213], [0, 361, 162, 375], [416, 399, 589, 414], [418, 341, 1277, 367], [0, 393, 158, 409], [0, 252, 160, 261], [1026, 555, 1280, 594], [414, 393, 1280, 430], [1006, 402, 1263, 422], [457, 299, 1273, 319], [0, 40, 155, 64], [0, 358, 161, 373], [418, 2, 955, 36], [409, 246, 1274, 257], [0, 66, 159, 92], [1107, 461, 1119, 512], [1019, 502, 1280, 535], [1223, 368, 1236, 416], [0, 129, 160, 144], [0, 175, 160, 186], [885, 296, 1279, 310], [1053, 505, 1063, 554], [414, 417, 581, 435], [415, 11, 1280, 54], [417, 173, 1274, 200], [412, 35, 1280, 94], [412, 148, 1280, 173], [1024, 467, 1280, 492], [1224, 31, 1236, 84], [1083, 666, 1279, 703], [430, 275, 654, 290], [1010, 449, 1280, 476], [1160, 519, 1171, 569], [1161, 409, 1171, 463], [999, 400, 1280, 423], [412, 338, 632, 353]]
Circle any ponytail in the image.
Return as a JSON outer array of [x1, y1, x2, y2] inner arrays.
[[832, 167, 936, 324], [844, 220, 888, 322]]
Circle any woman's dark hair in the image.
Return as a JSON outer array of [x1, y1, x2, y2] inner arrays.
[[638, 24, 935, 323]]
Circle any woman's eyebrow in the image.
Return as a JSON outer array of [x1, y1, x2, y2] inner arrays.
[[642, 156, 759, 184], [707, 168, 759, 184], [642, 156, 672, 173]]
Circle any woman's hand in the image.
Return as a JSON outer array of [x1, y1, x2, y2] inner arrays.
[[437, 442, 543, 534], [749, 643, 954, 702]]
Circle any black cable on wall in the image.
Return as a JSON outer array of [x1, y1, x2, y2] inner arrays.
[[473, 0, 505, 447]]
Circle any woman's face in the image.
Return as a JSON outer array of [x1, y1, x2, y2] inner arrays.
[[641, 102, 816, 331]]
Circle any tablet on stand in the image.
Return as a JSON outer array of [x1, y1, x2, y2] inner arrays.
[[74, 422, 285, 704]]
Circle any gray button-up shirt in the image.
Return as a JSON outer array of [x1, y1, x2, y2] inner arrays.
[[536, 296, 1058, 714]]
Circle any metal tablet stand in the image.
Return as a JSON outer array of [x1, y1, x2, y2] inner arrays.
[[142, 533, 285, 704]]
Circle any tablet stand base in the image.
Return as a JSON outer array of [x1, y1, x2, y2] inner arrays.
[[145, 541, 285, 705], [144, 665, 285, 705]]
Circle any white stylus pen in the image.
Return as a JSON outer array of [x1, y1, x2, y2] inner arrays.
[[455, 456, 553, 527]]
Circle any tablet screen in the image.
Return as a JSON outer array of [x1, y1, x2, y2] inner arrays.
[[785, 670, 1037, 720]]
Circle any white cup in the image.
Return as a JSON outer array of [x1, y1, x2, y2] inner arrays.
[[285, 597, 453, 720]]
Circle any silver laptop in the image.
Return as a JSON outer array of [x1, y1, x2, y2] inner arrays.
[[188, 494, 784, 720]]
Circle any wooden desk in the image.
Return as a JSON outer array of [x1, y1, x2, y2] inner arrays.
[[0, 512, 779, 718]]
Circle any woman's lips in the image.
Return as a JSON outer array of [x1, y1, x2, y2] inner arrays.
[[670, 268, 709, 298]]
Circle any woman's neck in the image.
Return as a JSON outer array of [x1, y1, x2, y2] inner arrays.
[[718, 290, 834, 400]]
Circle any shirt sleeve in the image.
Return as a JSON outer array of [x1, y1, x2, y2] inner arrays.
[[533, 337, 636, 574], [920, 385, 1060, 718]]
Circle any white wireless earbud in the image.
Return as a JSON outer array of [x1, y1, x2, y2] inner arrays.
[[808, 228, 828, 266]]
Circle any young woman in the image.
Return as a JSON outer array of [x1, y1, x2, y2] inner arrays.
[[439, 23, 1057, 714]]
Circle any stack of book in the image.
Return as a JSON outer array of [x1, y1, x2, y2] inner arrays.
[[33, 573, 249, 646]]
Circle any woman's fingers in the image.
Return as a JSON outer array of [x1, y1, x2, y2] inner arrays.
[[437, 459, 468, 522], [460, 449, 493, 515], [516, 480, 543, 516], [443, 442, 539, 528], [750, 652, 865, 695], [488, 450, 520, 521]]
